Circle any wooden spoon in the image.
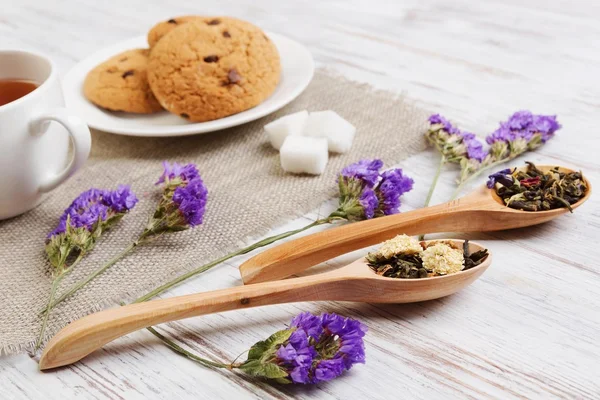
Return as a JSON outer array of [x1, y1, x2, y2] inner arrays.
[[39, 239, 490, 370], [239, 165, 590, 284]]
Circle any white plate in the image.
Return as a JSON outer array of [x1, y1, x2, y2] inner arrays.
[[62, 33, 314, 137]]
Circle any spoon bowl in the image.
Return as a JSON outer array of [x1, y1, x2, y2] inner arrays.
[[239, 164, 590, 284], [39, 239, 491, 370], [489, 165, 590, 210]]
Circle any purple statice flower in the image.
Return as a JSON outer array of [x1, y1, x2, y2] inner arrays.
[[48, 201, 108, 238], [532, 114, 560, 142], [465, 140, 487, 162], [359, 189, 378, 219], [507, 110, 534, 130], [103, 184, 139, 213], [428, 114, 487, 163], [337, 160, 382, 221], [148, 162, 208, 234], [156, 161, 201, 185], [172, 177, 208, 227], [286, 312, 367, 383], [48, 187, 138, 239], [375, 168, 414, 215], [243, 312, 367, 385], [485, 123, 513, 144], [428, 114, 461, 135], [48, 217, 68, 239], [487, 168, 515, 188], [340, 159, 384, 188], [312, 359, 345, 383], [45, 186, 138, 269], [290, 312, 324, 340], [486, 111, 561, 145], [275, 329, 317, 384], [461, 132, 488, 162], [319, 313, 368, 370], [336, 161, 413, 222]]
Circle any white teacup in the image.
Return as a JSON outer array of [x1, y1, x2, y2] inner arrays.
[[0, 50, 91, 220]]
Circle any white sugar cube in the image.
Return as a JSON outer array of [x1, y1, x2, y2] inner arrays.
[[280, 135, 329, 175], [303, 110, 356, 153], [264, 110, 309, 150]]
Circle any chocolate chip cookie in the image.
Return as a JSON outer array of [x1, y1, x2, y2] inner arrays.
[[147, 18, 281, 122], [83, 49, 162, 114], [147, 15, 204, 47]]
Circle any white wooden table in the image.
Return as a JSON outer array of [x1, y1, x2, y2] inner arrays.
[[2, 0, 599, 398]]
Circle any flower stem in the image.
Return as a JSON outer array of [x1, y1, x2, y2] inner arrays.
[[450, 156, 516, 200], [419, 155, 445, 240], [46, 241, 138, 310], [132, 217, 334, 304], [424, 155, 446, 209], [146, 326, 236, 370], [35, 274, 63, 351]]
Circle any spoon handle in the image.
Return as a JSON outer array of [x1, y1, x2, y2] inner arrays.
[[239, 199, 480, 284], [39, 272, 347, 370]]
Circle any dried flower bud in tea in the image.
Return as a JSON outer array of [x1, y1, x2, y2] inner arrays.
[[371, 234, 423, 259], [421, 243, 464, 275], [367, 237, 489, 279]]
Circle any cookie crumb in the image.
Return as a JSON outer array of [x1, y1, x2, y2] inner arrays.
[[203, 55, 219, 63], [122, 70, 135, 78], [207, 19, 220, 25]]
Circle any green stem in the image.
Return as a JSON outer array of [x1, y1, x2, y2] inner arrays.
[[132, 217, 334, 304], [424, 155, 446, 209], [450, 156, 516, 200], [38, 252, 86, 316], [47, 241, 138, 310], [146, 326, 236, 370], [35, 274, 63, 351], [419, 155, 445, 240]]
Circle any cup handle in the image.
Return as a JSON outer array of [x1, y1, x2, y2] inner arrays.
[[30, 108, 91, 193]]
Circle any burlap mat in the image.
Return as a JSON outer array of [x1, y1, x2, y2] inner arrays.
[[0, 70, 429, 354]]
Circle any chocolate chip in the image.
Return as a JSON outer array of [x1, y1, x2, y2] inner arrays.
[[226, 68, 241, 84], [240, 298, 250, 305], [180, 113, 189, 119], [167, 19, 177, 24], [203, 55, 219, 63], [206, 19, 220, 25], [222, 31, 231, 38], [122, 70, 134, 78]]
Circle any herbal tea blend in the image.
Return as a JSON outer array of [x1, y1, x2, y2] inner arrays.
[[366, 235, 489, 278], [487, 162, 587, 212]]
